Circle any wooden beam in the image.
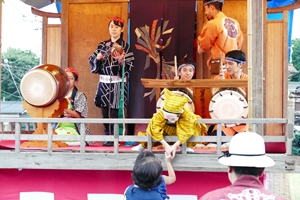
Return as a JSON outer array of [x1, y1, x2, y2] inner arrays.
[[141, 78, 248, 89], [0, 152, 299, 173], [31, 7, 61, 18], [267, 1, 300, 13]]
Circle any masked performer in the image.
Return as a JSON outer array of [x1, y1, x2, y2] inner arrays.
[[132, 89, 207, 157]]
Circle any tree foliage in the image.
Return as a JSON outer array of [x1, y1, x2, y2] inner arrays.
[[1, 48, 40, 101], [290, 38, 300, 81]]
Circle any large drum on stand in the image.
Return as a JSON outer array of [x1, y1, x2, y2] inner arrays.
[[156, 88, 195, 112], [20, 64, 70, 107], [209, 88, 248, 127]]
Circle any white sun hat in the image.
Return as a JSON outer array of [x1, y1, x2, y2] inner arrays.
[[218, 132, 275, 167]]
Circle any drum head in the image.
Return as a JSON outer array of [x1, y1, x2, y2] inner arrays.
[[20, 69, 58, 107], [156, 89, 195, 112], [209, 89, 248, 127]]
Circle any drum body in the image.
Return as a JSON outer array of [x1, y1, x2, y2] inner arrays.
[[20, 64, 70, 107], [156, 88, 195, 112], [209, 88, 248, 127]]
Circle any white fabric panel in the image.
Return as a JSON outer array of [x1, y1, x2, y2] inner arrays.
[[20, 192, 54, 200], [88, 194, 123, 200], [87, 193, 197, 200]]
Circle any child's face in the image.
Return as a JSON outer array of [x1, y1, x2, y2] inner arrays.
[[66, 72, 76, 90], [178, 65, 194, 80], [109, 21, 123, 40]]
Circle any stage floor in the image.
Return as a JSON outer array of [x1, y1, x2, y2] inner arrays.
[[0, 140, 223, 153]]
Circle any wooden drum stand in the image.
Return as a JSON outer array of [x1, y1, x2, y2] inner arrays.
[[21, 99, 69, 148]]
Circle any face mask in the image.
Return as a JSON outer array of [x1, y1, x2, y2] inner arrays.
[[163, 110, 182, 124]]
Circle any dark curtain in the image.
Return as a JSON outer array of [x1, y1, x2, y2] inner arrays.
[[128, 0, 196, 118]]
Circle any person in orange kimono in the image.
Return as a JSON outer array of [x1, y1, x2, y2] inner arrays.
[[197, 0, 244, 74], [207, 50, 248, 148]]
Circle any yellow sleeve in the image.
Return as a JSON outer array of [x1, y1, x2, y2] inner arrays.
[[176, 110, 207, 144], [146, 111, 166, 141]]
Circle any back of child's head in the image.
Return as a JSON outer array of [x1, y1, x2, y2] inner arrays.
[[132, 156, 162, 190], [135, 151, 155, 163]]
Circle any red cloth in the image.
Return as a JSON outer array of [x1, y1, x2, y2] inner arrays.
[[0, 169, 232, 200], [199, 175, 285, 200], [65, 67, 79, 76]]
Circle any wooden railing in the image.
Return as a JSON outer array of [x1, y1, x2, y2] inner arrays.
[[0, 116, 298, 173]]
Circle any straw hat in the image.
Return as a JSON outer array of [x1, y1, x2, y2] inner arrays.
[[218, 132, 275, 167], [163, 88, 189, 114]]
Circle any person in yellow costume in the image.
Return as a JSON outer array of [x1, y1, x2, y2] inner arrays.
[[131, 89, 207, 157]]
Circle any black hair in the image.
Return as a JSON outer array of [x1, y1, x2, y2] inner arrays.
[[179, 56, 196, 68], [108, 17, 124, 39], [225, 50, 247, 64], [132, 153, 162, 190], [232, 166, 264, 177], [204, 0, 223, 11], [71, 72, 78, 81], [135, 151, 155, 163]]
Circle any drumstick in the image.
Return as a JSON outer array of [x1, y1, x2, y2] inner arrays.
[[174, 55, 178, 77]]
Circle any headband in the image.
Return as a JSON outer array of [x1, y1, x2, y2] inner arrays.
[[178, 64, 195, 71], [218, 151, 265, 159], [203, 0, 224, 6], [110, 17, 124, 24], [225, 57, 246, 64], [65, 68, 79, 77]]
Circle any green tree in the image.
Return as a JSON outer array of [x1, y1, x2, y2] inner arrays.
[[290, 38, 300, 81], [1, 48, 40, 101]]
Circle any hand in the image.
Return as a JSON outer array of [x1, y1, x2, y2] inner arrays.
[[165, 151, 172, 163], [96, 53, 104, 60], [174, 75, 179, 80], [111, 44, 125, 64], [163, 143, 172, 155], [169, 144, 178, 159]]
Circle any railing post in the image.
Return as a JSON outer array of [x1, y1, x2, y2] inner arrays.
[[113, 123, 119, 154], [147, 134, 153, 152], [286, 93, 295, 155], [47, 123, 53, 153], [14, 122, 21, 153], [80, 123, 85, 153], [216, 123, 222, 155]]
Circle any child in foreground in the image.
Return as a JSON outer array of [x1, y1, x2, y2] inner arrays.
[[123, 151, 176, 200]]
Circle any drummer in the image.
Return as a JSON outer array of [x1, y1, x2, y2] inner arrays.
[[55, 68, 92, 145], [215, 50, 248, 93], [173, 55, 196, 98], [156, 55, 196, 113], [174, 55, 196, 81], [208, 50, 248, 146]]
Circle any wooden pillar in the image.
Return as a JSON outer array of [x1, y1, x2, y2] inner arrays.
[[248, 0, 264, 135], [61, 0, 129, 135], [31, 8, 62, 66]]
